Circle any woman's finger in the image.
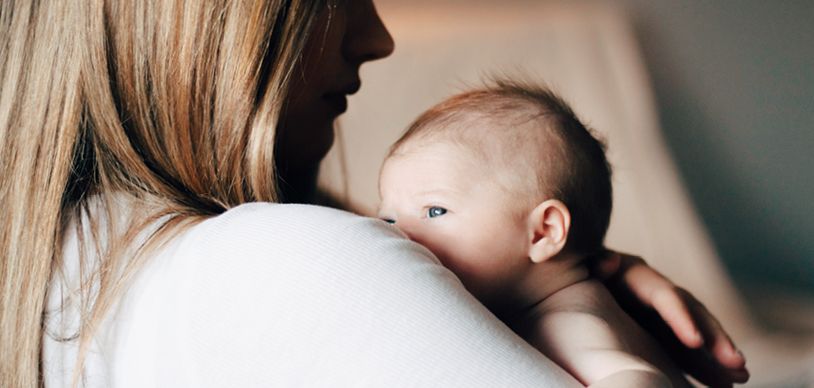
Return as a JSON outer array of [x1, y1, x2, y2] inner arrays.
[[603, 251, 749, 384], [622, 263, 707, 349], [650, 287, 703, 349], [688, 292, 748, 373], [589, 250, 622, 279], [669, 288, 749, 384], [648, 296, 746, 386]]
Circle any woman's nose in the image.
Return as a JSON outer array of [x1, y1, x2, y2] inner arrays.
[[344, 0, 395, 63]]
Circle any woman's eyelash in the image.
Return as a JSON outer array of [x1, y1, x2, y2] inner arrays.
[[427, 206, 447, 218]]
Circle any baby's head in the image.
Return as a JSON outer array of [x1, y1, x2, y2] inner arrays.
[[378, 79, 612, 305]]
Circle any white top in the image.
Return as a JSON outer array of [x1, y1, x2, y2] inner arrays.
[[43, 202, 579, 387]]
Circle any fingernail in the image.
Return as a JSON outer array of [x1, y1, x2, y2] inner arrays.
[[732, 368, 750, 382], [728, 342, 740, 356], [693, 330, 704, 345]]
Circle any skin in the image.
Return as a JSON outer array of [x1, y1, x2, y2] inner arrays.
[[378, 142, 532, 310], [276, 0, 394, 203], [379, 141, 697, 387], [379, 141, 586, 313], [271, 1, 748, 385]]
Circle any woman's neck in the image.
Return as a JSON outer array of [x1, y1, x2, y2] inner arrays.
[[276, 165, 319, 204]]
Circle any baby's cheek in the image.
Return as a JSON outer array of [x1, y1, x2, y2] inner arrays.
[[416, 235, 458, 266], [412, 226, 509, 292], [462, 239, 526, 288], [402, 228, 451, 261], [439, 243, 503, 283]]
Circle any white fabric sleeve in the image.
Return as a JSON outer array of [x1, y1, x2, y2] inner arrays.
[[115, 203, 580, 387]]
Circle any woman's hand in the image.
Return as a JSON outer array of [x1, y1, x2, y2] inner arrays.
[[590, 250, 750, 387]]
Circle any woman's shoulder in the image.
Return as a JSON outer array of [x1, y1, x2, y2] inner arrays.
[[105, 203, 577, 387], [113, 204, 459, 385], [202, 202, 391, 239], [164, 202, 445, 300], [213, 201, 360, 224], [182, 202, 435, 266]]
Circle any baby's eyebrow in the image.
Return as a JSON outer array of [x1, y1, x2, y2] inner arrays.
[[415, 188, 461, 198]]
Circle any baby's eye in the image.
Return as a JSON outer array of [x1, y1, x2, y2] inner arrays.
[[381, 218, 396, 224], [427, 206, 447, 218]]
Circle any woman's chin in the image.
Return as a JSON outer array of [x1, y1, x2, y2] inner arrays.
[[297, 127, 335, 171], [313, 125, 336, 159], [276, 119, 336, 164]]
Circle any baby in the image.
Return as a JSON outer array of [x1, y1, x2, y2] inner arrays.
[[378, 80, 690, 387]]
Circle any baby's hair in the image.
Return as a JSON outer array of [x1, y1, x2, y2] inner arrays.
[[390, 78, 612, 255]]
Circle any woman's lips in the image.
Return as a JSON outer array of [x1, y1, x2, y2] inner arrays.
[[323, 93, 348, 114], [323, 81, 361, 115]]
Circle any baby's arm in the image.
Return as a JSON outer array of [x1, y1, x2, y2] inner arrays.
[[529, 310, 671, 387]]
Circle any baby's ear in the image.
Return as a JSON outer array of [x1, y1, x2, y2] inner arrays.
[[526, 199, 571, 263]]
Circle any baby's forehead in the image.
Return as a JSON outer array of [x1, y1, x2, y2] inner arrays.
[[387, 138, 481, 175], [389, 120, 559, 195], [398, 116, 555, 169], [379, 142, 480, 198]]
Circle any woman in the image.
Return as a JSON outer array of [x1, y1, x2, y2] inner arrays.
[[0, 0, 747, 386]]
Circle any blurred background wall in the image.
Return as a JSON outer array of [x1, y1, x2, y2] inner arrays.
[[368, 0, 814, 301], [614, 0, 814, 301]]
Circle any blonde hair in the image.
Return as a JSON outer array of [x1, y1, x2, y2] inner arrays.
[[0, 0, 327, 386]]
